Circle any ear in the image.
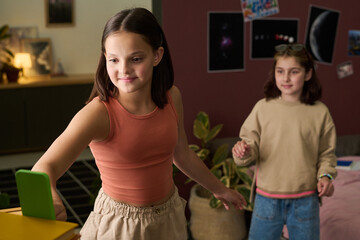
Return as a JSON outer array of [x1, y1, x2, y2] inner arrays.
[[305, 68, 312, 81], [153, 47, 164, 66]]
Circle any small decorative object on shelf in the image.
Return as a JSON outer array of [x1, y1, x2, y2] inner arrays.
[[52, 58, 66, 77]]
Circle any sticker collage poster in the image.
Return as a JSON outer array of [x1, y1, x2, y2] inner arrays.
[[241, 0, 279, 22]]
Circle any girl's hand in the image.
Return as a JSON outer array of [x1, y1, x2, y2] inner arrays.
[[232, 140, 251, 159], [52, 190, 67, 221], [317, 177, 334, 197], [213, 188, 247, 210]]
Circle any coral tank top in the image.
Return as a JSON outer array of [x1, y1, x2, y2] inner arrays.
[[89, 94, 178, 204]]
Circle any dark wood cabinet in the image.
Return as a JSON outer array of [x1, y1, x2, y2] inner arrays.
[[0, 74, 93, 154]]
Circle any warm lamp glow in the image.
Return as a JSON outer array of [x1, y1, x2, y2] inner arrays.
[[14, 53, 32, 69]]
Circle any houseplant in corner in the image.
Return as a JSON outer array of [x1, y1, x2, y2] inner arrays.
[[188, 111, 253, 240], [0, 24, 21, 83]]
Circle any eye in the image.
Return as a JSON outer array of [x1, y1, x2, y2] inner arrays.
[[276, 69, 283, 74], [108, 58, 118, 63], [132, 57, 143, 63]]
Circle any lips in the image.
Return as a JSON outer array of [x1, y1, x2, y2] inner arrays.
[[119, 77, 136, 82], [282, 84, 292, 89]]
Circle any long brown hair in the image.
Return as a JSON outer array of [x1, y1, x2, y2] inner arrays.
[[264, 44, 322, 105], [87, 8, 174, 109]]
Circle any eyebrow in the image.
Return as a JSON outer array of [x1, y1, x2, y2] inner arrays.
[[275, 67, 302, 70], [106, 51, 146, 57]]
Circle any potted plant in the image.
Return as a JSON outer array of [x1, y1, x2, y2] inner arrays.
[[0, 24, 21, 83], [188, 111, 253, 240]]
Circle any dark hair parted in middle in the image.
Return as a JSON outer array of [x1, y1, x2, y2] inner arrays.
[[88, 8, 174, 108], [264, 44, 322, 105]]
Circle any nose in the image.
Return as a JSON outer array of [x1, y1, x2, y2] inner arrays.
[[284, 71, 291, 82], [119, 60, 131, 74]]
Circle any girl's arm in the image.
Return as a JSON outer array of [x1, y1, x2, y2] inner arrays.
[[170, 86, 246, 210], [31, 98, 109, 220]]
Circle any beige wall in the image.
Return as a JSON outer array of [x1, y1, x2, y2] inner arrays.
[[0, 0, 152, 75]]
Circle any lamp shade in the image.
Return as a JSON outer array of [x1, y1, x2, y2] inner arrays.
[[14, 53, 32, 69]]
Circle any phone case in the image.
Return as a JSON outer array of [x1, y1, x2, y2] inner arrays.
[[15, 169, 56, 220]]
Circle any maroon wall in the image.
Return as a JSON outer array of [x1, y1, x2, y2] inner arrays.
[[162, 0, 360, 144]]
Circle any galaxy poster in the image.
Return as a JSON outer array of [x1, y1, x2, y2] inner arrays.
[[251, 19, 298, 59], [305, 6, 340, 64], [348, 30, 360, 56], [241, 0, 280, 22], [208, 12, 244, 72]]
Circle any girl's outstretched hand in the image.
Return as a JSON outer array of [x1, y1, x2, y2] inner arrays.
[[232, 140, 251, 159], [213, 188, 247, 210]]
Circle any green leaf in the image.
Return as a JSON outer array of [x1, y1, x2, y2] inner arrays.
[[219, 176, 230, 188], [195, 111, 209, 129], [189, 144, 200, 152], [4, 48, 14, 58], [0, 25, 9, 39], [212, 143, 228, 165], [236, 167, 253, 186], [196, 148, 210, 160], [204, 124, 223, 143], [210, 161, 224, 172], [209, 196, 222, 208], [235, 185, 253, 211], [211, 168, 222, 179], [193, 119, 208, 140]]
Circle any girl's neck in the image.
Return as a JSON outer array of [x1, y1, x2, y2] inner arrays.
[[116, 91, 156, 115], [280, 94, 301, 103]]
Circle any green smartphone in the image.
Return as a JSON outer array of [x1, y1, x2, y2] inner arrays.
[[15, 169, 56, 220]]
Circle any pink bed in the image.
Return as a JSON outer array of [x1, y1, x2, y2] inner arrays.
[[283, 156, 360, 239], [319, 156, 360, 240]]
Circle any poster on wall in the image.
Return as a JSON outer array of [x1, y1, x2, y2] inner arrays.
[[251, 18, 298, 59], [336, 61, 354, 79], [45, 0, 75, 27], [305, 5, 340, 64], [241, 0, 279, 22], [348, 30, 360, 56], [208, 12, 244, 72]]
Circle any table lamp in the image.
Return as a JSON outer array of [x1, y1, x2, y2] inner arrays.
[[14, 53, 32, 79]]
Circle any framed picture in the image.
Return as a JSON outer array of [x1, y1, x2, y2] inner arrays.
[[251, 18, 298, 59], [208, 12, 244, 72], [21, 38, 53, 77], [45, 0, 74, 27], [305, 5, 340, 64], [241, 0, 280, 22], [336, 61, 354, 79], [348, 30, 360, 56]]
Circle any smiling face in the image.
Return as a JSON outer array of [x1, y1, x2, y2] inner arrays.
[[275, 56, 312, 102], [104, 31, 163, 96]]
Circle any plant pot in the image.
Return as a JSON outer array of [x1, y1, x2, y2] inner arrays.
[[188, 184, 247, 240], [0, 72, 4, 83], [5, 69, 20, 83]]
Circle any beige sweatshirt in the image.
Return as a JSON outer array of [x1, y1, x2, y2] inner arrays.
[[234, 98, 337, 200]]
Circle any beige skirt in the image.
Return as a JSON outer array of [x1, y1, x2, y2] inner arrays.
[[80, 187, 188, 240]]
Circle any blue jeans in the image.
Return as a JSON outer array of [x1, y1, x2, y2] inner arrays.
[[249, 194, 320, 240]]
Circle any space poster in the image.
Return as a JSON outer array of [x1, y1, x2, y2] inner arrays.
[[208, 12, 244, 72], [305, 5, 340, 64]]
